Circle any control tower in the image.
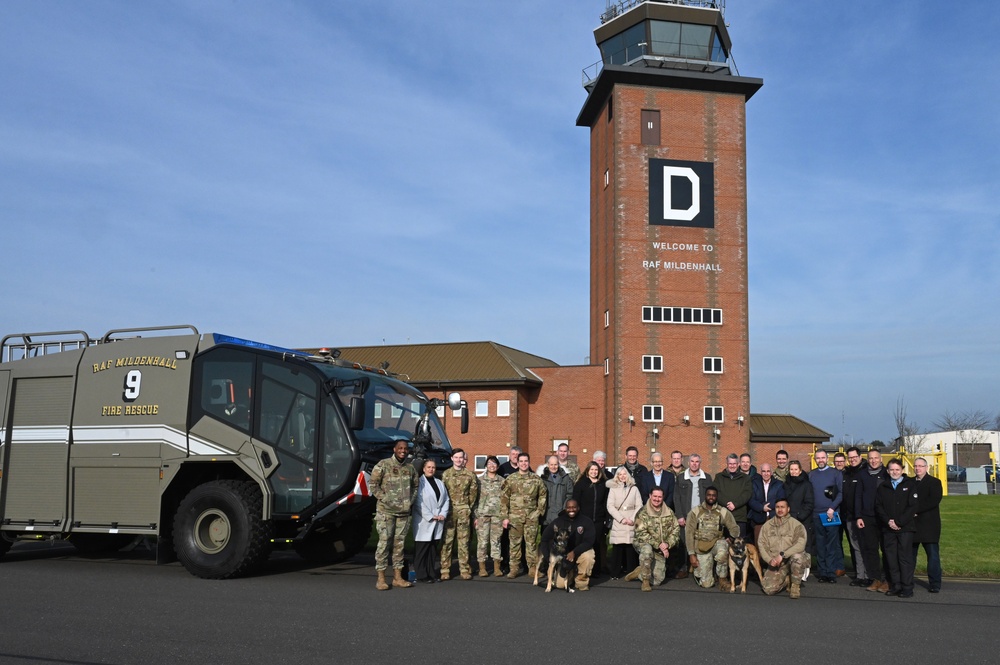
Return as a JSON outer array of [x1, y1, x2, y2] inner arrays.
[[577, 0, 762, 468]]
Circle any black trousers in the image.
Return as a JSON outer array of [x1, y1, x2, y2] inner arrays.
[[882, 530, 915, 593], [858, 517, 884, 581], [413, 539, 440, 580], [609, 543, 638, 578]]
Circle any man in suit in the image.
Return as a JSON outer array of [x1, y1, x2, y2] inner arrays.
[[912, 457, 943, 593]]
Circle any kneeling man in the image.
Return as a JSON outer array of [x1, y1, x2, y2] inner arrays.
[[757, 498, 809, 599], [687, 486, 740, 589], [631, 487, 680, 592], [537, 499, 596, 590]]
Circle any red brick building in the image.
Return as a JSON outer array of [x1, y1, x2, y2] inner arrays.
[[307, 2, 830, 474]]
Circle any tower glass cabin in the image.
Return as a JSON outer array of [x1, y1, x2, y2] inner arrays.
[[577, 0, 762, 469]]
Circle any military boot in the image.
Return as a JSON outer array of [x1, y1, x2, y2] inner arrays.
[[376, 570, 390, 591], [641, 577, 652, 592], [790, 580, 801, 600], [392, 569, 413, 588], [493, 560, 504, 577], [623, 566, 642, 582], [478, 561, 488, 577]]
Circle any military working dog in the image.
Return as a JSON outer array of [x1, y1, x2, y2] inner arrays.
[[532, 525, 575, 593], [728, 537, 763, 593]]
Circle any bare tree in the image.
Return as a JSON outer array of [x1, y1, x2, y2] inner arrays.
[[933, 409, 992, 432], [894, 396, 927, 453]]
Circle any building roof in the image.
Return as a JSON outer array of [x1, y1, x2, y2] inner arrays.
[[749, 414, 832, 444], [300, 341, 559, 388]]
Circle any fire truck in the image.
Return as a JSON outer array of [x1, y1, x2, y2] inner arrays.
[[0, 325, 466, 578]]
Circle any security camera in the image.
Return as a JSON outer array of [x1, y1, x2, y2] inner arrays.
[[682, 414, 690, 425]]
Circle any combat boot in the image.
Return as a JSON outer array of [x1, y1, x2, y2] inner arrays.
[[376, 570, 390, 591], [790, 580, 801, 600], [440, 570, 451, 581], [493, 560, 504, 577], [460, 571, 473, 580], [623, 566, 642, 582], [478, 561, 488, 577], [641, 578, 652, 592], [392, 569, 413, 588]]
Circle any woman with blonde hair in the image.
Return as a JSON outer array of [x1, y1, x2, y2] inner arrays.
[[606, 465, 641, 579]]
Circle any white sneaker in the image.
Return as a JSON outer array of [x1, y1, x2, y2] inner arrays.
[[801, 566, 810, 582]]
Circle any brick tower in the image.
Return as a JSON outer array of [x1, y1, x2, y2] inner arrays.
[[577, 0, 762, 469]]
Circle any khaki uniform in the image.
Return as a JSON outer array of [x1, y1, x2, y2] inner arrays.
[[633, 501, 680, 586], [563, 459, 581, 483], [757, 514, 809, 595], [685, 503, 739, 588], [501, 471, 547, 574], [370, 454, 418, 571], [440, 466, 479, 576], [475, 474, 504, 562]]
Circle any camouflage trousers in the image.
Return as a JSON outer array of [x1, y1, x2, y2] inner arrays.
[[508, 518, 540, 571], [693, 539, 729, 588], [761, 552, 810, 595], [374, 511, 411, 571], [475, 515, 503, 561], [634, 543, 668, 585], [440, 505, 473, 574]]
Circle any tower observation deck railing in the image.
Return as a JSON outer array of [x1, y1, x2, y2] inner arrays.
[[582, 45, 732, 89], [600, 0, 725, 25]]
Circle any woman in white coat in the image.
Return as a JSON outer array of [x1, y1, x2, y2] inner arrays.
[[606, 466, 641, 579], [412, 459, 449, 583]]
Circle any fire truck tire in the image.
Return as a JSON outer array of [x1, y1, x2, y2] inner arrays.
[[294, 517, 373, 565], [0, 533, 12, 559], [173, 480, 273, 579]]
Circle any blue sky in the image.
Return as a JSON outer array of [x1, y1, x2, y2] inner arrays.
[[2, 1, 997, 443]]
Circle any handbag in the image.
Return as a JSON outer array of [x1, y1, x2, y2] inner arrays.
[[608, 486, 635, 530]]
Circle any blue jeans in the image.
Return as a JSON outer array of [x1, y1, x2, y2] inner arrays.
[[913, 541, 942, 590], [813, 514, 840, 577]]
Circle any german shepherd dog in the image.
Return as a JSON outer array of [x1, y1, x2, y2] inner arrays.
[[728, 537, 763, 593], [533, 526, 575, 593]]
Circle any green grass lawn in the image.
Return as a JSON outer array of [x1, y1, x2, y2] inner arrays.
[[840, 494, 1000, 578]]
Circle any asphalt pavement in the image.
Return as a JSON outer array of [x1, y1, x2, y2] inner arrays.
[[0, 541, 997, 665]]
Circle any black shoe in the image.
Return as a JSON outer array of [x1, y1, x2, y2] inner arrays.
[[929, 587, 940, 593], [850, 578, 870, 587], [885, 588, 901, 597], [899, 591, 914, 598]]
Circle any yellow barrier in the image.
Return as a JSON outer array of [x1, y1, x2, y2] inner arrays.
[[807, 445, 950, 495]]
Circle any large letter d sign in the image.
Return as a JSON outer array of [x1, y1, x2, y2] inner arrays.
[[662, 166, 699, 222]]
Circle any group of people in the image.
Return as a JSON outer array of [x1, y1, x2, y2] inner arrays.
[[368, 440, 943, 599]]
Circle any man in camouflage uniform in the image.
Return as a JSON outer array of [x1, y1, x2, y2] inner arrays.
[[475, 456, 505, 577], [686, 486, 740, 590], [501, 452, 547, 579], [439, 448, 479, 580], [369, 439, 419, 590], [630, 487, 680, 592], [756, 498, 809, 599]]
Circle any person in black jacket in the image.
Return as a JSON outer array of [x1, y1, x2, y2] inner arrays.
[[783, 460, 814, 557], [875, 459, 917, 598], [841, 447, 869, 586], [856, 449, 889, 592], [573, 462, 610, 577], [912, 457, 943, 593], [536, 500, 596, 591]]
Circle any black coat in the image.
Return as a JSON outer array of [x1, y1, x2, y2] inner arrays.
[[912, 474, 943, 543], [784, 473, 815, 523], [573, 476, 609, 529], [875, 475, 917, 532], [539, 511, 596, 559], [856, 465, 889, 518], [840, 462, 865, 520]]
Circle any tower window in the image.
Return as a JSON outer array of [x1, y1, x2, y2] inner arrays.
[[604, 310, 610, 328], [703, 357, 723, 373], [604, 358, 610, 376], [704, 406, 724, 423], [641, 110, 660, 145], [642, 405, 663, 422], [642, 306, 722, 325], [642, 355, 663, 372], [604, 169, 609, 188]]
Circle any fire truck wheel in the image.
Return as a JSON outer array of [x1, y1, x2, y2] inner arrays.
[[0, 533, 13, 559], [294, 517, 373, 565], [173, 480, 273, 579]]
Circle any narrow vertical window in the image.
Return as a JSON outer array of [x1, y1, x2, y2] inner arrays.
[[640, 109, 660, 145]]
